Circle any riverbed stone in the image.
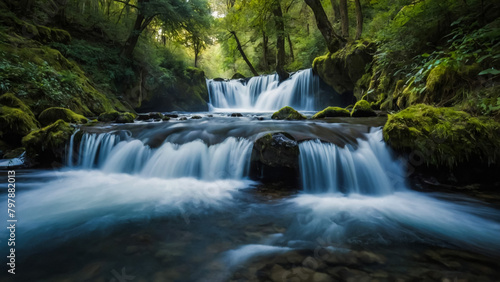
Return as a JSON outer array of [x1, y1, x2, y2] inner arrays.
[[250, 132, 300, 186], [272, 106, 306, 120]]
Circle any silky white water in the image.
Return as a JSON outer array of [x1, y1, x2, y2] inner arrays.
[[206, 69, 319, 111]]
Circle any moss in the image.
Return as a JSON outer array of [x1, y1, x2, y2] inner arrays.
[[0, 93, 34, 117], [383, 104, 500, 168], [351, 100, 377, 117], [22, 119, 75, 165], [312, 107, 350, 119], [98, 111, 135, 123], [425, 64, 456, 104], [272, 106, 306, 120], [38, 107, 88, 126]]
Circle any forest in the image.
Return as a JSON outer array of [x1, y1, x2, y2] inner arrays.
[[1, 0, 500, 281]]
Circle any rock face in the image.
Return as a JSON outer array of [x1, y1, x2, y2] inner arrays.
[[22, 120, 75, 166], [312, 106, 350, 118], [351, 100, 377, 117], [313, 41, 375, 95], [250, 132, 300, 185], [138, 67, 209, 112], [272, 106, 306, 120], [38, 107, 88, 126]]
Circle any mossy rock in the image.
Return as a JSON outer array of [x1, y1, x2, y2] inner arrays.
[[383, 104, 500, 168], [38, 107, 88, 126], [351, 100, 377, 117], [98, 111, 135, 123], [22, 120, 75, 165], [272, 106, 306, 120], [250, 132, 300, 186], [313, 41, 375, 94], [312, 107, 350, 119], [0, 99, 39, 145]]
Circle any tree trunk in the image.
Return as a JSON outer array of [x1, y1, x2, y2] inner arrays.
[[330, 0, 340, 23], [230, 31, 259, 76], [304, 0, 345, 53], [263, 31, 269, 69], [273, 0, 289, 82], [339, 0, 349, 39], [121, 13, 145, 59], [287, 35, 294, 62], [354, 0, 363, 40]]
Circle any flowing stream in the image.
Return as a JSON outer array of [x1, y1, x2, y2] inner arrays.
[[1, 73, 500, 281]]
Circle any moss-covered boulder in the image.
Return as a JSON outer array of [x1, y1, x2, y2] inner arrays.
[[250, 132, 300, 186], [231, 73, 246, 79], [38, 107, 88, 126], [313, 41, 375, 95], [383, 104, 500, 168], [0, 94, 39, 145], [312, 107, 350, 119], [351, 100, 377, 117], [98, 111, 136, 123], [272, 106, 306, 120], [22, 120, 75, 165]]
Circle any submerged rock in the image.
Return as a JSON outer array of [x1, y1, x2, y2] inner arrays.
[[22, 120, 75, 166], [351, 100, 376, 117], [231, 113, 243, 117], [312, 106, 350, 119], [38, 107, 88, 126], [272, 106, 306, 120], [136, 112, 165, 121], [251, 132, 300, 186]]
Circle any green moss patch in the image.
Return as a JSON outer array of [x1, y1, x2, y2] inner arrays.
[[38, 107, 88, 126], [351, 100, 377, 117], [272, 106, 306, 120], [383, 104, 500, 168], [312, 107, 351, 119], [0, 93, 39, 145]]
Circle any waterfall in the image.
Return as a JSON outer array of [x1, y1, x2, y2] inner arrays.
[[206, 69, 319, 111], [299, 129, 407, 195], [69, 132, 253, 180]]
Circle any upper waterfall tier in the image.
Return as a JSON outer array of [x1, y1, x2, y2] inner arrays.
[[206, 69, 319, 111]]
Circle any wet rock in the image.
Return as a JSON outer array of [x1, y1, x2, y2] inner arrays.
[[231, 113, 243, 117], [98, 111, 136, 123], [312, 106, 350, 118], [165, 114, 179, 118], [250, 132, 300, 186], [136, 112, 165, 121], [213, 77, 225, 81], [38, 107, 88, 126], [179, 117, 187, 120], [191, 115, 202, 119]]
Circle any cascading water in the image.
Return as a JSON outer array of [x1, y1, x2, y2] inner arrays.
[[206, 69, 319, 111], [299, 129, 406, 195], [70, 132, 253, 180]]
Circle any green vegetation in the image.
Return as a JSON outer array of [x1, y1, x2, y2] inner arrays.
[[38, 107, 88, 126], [98, 111, 136, 123], [312, 106, 350, 118], [0, 93, 39, 145], [383, 104, 500, 168], [272, 106, 306, 120]]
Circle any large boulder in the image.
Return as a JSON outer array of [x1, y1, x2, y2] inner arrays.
[[22, 119, 75, 166], [312, 106, 350, 118], [272, 106, 306, 120], [383, 104, 500, 170], [313, 41, 375, 95], [250, 132, 300, 185], [0, 93, 39, 145], [38, 107, 88, 126]]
